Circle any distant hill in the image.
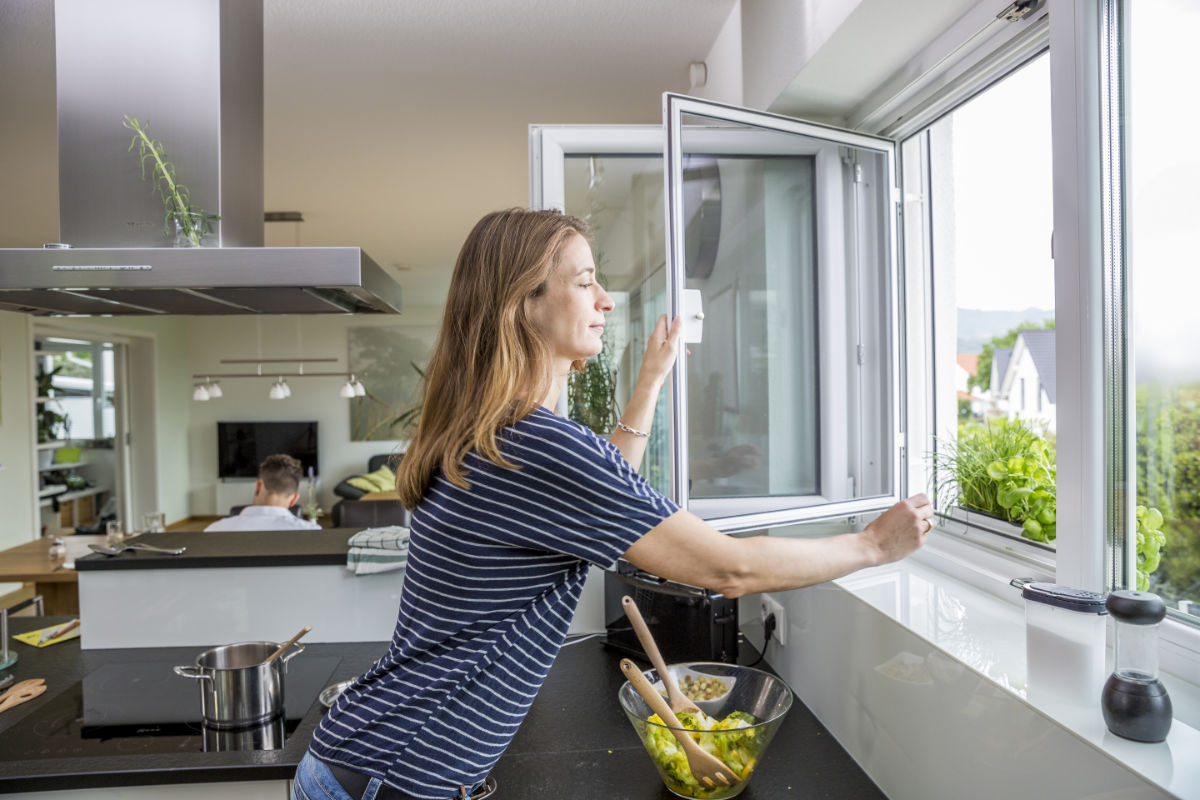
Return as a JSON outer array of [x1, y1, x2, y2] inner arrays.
[[958, 307, 1055, 354]]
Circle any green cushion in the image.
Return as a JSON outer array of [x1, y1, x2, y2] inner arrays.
[[347, 464, 395, 493]]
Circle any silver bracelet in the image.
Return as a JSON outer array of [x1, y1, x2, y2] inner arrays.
[[617, 421, 650, 438]]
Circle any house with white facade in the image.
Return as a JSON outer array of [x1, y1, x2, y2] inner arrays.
[[956, 353, 986, 416], [994, 328, 1057, 433]]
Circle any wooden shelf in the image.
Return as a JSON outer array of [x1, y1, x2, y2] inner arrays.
[[38, 485, 108, 507]]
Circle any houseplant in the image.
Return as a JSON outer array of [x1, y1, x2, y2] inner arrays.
[[35, 364, 70, 444], [123, 116, 219, 247]]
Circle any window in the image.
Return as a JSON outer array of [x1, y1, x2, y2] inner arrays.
[[35, 337, 116, 442], [914, 53, 1057, 550], [1125, 0, 1200, 619]]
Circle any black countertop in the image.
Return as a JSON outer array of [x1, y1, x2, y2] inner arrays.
[[0, 617, 884, 798], [73, 529, 361, 571]]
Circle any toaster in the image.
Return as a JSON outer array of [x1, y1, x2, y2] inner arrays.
[[603, 560, 738, 664]]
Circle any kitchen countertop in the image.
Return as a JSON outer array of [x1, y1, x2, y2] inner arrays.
[[72, 529, 362, 571], [0, 617, 885, 798]]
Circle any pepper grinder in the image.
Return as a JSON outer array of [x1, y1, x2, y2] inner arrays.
[[1101, 589, 1172, 742]]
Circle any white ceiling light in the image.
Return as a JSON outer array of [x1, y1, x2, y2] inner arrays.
[[280, 377, 291, 398], [205, 378, 222, 398], [340, 375, 357, 398], [269, 378, 287, 400], [353, 378, 366, 397], [192, 383, 210, 401]]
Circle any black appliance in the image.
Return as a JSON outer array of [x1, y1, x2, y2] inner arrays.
[[218, 421, 319, 479], [604, 561, 738, 664], [0, 656, 338, 759]]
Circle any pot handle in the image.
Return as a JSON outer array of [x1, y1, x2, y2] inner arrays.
[[173, 665, 212, 681], [279, 640, 305, 667]]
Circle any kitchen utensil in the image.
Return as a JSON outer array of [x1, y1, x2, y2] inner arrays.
[[88, 542, 186, 556], [620, 661, 792, 799], [38, 619, 79, 644], [264, 626, 312, 664], [320, 679, 356, 708], [0, 675, 13, 692], [174, 640, 304, 729], [620, 659, 740, 790], [621, 594, 702, 715], [0, 678, 47, 714]]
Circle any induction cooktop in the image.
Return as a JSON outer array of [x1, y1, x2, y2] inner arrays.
[[0, 656, 341, 760]]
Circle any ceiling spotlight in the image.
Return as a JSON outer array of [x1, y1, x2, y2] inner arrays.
[[192, 383, 210, 402], [340, 375, 357, 398], [280, 377, 291, 398], [353, 378, 366, 397], [269, 379, 286, 400], [206, 378, 222, 398]]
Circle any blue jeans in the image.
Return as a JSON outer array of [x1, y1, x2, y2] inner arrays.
[[291, 751, 387, 800]]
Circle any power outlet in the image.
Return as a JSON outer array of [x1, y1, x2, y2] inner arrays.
[[759, 594, 787, 647]]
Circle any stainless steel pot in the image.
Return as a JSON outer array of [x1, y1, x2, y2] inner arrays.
[[174, 640, 304, 730]]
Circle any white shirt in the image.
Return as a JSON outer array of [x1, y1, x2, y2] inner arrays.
[[203, 504, 321, 532]]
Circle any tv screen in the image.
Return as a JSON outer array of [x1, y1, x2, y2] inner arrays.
[[217, 421, 319, 479]]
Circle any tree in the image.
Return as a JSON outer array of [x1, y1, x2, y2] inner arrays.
[[971, 319, 1056, 394]]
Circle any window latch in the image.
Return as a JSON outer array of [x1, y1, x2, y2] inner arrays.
[[997, 0, 1046, 22]]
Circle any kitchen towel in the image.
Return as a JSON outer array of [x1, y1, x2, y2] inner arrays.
[[346, 526, 410, 576]]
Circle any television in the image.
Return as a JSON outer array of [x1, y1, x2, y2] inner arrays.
[[217, 421, 319, 479]]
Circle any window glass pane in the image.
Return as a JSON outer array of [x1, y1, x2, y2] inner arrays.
[[925, 54, 1057, 546], [1128, 0, 1200, 618], [562, 155, 670, 495], [675, 113, 894, 520]]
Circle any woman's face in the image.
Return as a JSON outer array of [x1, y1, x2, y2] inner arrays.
[[526, 233, 615, 373]]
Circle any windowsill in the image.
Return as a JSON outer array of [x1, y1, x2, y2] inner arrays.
[[834, 534, 1200, 798]]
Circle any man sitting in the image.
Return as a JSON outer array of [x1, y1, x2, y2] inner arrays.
[[204, 454, 320, 532]]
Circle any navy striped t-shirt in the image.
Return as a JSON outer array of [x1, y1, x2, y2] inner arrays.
[[309, 406, 679, 799]]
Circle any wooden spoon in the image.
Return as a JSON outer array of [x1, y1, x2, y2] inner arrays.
[[621, 595, 701, 715], [620, 659, 740, 790], [264, 625, 312, 664], [0, 678, 47, 714]]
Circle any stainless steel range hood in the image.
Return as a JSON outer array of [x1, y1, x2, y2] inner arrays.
[[0, 0, 402, 316]]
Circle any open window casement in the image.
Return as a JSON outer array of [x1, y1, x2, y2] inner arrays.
[[530, 93, 904, 533]]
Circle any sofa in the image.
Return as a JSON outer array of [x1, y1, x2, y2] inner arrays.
[[330, 453, 411, 529]]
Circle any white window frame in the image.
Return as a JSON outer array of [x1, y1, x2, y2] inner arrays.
[[855, 0, 1200, 683]]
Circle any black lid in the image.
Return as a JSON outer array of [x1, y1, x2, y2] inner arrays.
[[1106, 590, 1167, 624], [1022, 582, 1108, 613]]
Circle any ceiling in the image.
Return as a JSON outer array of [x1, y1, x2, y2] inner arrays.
[[0, 0, 979, 311]]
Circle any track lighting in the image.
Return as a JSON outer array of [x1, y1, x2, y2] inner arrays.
[[206, 379, 222, 398], [353, 378, 366, 397], [192, 383, 210, 401], [269, 378, 287, 400], [340, 375, 358, 398]]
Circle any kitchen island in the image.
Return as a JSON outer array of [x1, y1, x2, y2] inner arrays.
[[72, 529, 403, 648], [0, 616, 885, 798]]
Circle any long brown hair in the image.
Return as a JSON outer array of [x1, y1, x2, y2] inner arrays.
[[396, 208, 589, 509]]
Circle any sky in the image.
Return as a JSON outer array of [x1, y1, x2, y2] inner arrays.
[[945, 54, 1055, 313]]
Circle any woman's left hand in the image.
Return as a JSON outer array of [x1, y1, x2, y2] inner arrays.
[[636, 315, 683, 390]]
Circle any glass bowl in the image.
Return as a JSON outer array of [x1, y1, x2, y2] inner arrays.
[[618, 661, 793, 799]]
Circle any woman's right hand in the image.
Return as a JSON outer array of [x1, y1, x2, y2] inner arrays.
[[861, 494, 935, 566]]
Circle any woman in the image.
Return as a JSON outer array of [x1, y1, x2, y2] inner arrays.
[[293, 209, 933, 800]]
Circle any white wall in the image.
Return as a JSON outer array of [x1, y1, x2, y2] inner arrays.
[[692, 1, 744, 106], [183, 310, 442, 516], [0, 310, 36, 582], [740, 0, 861, 110]]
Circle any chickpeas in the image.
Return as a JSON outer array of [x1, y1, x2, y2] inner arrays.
[[681, 674, 729, 700]]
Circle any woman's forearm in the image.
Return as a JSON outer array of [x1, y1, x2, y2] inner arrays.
[[609, 378, 663, 471]]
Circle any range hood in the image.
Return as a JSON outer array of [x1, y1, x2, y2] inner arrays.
[[0, 0, 402, 316]]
